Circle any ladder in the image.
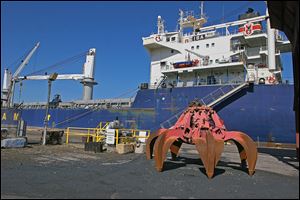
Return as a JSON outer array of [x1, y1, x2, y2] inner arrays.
[[160, 82, 249, 129]]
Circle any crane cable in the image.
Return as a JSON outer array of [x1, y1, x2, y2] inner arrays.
[[205, 1, 254, 26], [7, 48, 32, 74], [25, 50, 87, 76], [55, 87, 140, 127], [54, 87, 140, 127], [113, 87, 139, 99], [54, 109, 97, 127]]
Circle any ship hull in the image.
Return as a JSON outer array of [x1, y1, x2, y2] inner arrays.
[[1, 84, 296, 143]]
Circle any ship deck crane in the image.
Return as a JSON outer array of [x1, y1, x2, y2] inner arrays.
[[16, 48, 97, 101], [2, 42, 40, 107], [2, 47, 97, 107]]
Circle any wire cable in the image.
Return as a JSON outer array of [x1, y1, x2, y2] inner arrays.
[[25, 51, 87, 76], [113, 87, 139, 99], [205, 1, 254, 26]]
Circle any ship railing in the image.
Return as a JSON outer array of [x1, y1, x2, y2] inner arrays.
[[276, 30, 289, 41], [200, 84, 237, 105], [65, 126, 151, 145], [159, 87, 237, 128], [160, 108, 186, 129], [160, 58, 244, 73], [149, 78, 245, 90]]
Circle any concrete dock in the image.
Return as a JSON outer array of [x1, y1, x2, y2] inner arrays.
[[1, 132, 299, 199]]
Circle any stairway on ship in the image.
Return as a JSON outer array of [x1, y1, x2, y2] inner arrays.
[[160, 82, 249, 128]]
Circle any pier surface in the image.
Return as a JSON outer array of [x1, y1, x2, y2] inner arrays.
[[1, 131, 299, 199]]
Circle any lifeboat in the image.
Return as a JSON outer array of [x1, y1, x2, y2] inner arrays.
[[173, 59, 199, 69]]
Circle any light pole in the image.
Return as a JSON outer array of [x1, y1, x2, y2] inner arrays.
[[42, 73, 58, 145]]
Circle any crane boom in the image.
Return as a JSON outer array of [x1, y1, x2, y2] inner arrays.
[[2, 47, 97, 107], [17, 74, 85, 81], [13, 42, 40, 78], [5, 42, 40, 107]]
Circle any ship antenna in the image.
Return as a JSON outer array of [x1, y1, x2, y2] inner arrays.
[[222, 2, 224, 23], [200, 1, 204, 18], [179, 9, 184, 36]]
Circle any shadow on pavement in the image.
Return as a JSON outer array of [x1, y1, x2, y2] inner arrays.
[[162, 156, 249, 178], [258, 147, 299, 170]]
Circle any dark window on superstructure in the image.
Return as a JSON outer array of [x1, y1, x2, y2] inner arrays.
[[212, 43, 215, 47], [160, 61, 166, 66], [166, 37, 170, 42], [215, 59, 219, 63], [210, 60, 213, 64], [171, 37, 176, 41], [206, 44, 209, 48], [196, 45, 199, 49], [191, 46, 194, 50], [171, 49, 174, 53]]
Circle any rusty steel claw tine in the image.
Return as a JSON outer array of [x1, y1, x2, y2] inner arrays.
[[225, 131, 258, 176], [153, 132, 168, 172], [160, 137, 180, 170], [170, 140, 182, 160], [146, 129, 182, 160], [146, 129, 166, 160], [194, 131, 224, 179], [233, 141, 247, 167], [147, 104, 258, 178], [153, 131, 178, 172]]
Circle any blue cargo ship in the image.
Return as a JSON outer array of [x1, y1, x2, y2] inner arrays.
[[1, 3, 296, 144]]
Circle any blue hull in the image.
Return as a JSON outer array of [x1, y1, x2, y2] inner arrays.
[[1, 84, 296, 143]]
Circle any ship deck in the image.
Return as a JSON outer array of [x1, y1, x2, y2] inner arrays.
[[1, 130, 299, 199]]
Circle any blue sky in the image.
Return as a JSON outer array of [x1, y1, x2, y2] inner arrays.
[[1, 1, 293, 103]]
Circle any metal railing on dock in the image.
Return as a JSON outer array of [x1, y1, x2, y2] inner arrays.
[[65, 123, 150, 145]]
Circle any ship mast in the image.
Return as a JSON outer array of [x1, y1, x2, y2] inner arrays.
[[179, 9, 184, 37], [200, 1, 204, 18], [157, 15, 165, 34], [178, 1, 207, 36], [266, 5, 276, 71]]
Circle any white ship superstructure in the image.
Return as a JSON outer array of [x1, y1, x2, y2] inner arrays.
[[143, 3, 291, 88]]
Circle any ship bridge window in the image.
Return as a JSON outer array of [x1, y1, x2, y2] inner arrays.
[[171, 37, 176, 41], [209, 60, 213, 64], [196, 45, 199, 49], [166, 37, 170, 42], [211, 43, 215, 47], [191, 46, 194, 50], [206, 44, 209, 48], [215, 59, 219, 63]]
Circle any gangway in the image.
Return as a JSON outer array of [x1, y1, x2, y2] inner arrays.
[[202, 82, 249, 107], [160, 82, 249, 128]]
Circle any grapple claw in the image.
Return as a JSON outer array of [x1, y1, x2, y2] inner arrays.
[[146, 129, 182, 160], [153, 130, 179, 171], [170, 140, 182, 160], [224, 131, 258, 176], [146, 129, 166, 160], [146, 103, 258, 179], [194, 130, 224, 178]]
